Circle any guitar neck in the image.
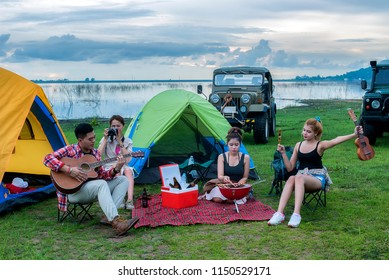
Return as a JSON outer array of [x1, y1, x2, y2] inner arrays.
[[349, 116, 364, 139], [348, 109, 361, 130], [89, 153, 134, 169]]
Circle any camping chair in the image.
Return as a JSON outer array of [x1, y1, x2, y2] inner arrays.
[[303, 187, 327, 211], [268, 169, 297, 196], [179, 158, 214, 184], [269, 146, 296, 196], [57, 191, 94, 223], [270, 174, 328, 211], [269, 176, 283, 196]]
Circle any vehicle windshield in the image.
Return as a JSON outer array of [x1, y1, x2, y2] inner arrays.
[[375, 68, 389, 85], [214, 73, 263, 86]]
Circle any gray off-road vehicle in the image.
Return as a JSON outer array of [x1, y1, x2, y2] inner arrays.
[[360, 60, 389, 145], [198, 66, 276, 144]]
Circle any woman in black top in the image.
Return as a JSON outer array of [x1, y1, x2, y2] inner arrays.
[[268, 117, 361, 228], [205, 127, 250, 203]]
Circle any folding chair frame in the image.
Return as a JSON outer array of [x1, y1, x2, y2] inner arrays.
[[179, 159, 214, 183], [269, 178, 283, 196], [303, 188, 327, 211], [269, 178, 328, 212], [58, 201, 94, 224]]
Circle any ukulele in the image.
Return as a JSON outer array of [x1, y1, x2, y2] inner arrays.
[[50, 151, 144, 194], [347, 109, 375, 161]]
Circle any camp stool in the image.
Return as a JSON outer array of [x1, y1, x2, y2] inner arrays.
[[179, 158, 214, 184], [303, 187, 327, 212], [57, 192, 94, 224], [269, 146, 297, 196]]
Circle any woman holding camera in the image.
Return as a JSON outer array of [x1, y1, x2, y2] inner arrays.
[[98, 115, 135, 210]]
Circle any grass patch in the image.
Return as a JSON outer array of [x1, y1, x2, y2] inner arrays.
[[1, 99, 388, 260]]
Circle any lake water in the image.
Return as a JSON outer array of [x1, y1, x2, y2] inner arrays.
[[40, 80, 364, 120]]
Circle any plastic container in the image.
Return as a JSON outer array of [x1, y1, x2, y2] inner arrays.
[[159, 164, 198, 209]]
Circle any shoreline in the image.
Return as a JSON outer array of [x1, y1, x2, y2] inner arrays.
[[56, 99, 362, 123]]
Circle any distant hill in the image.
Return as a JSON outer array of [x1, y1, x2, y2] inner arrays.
[[295, 67, 371, 82], [32, 78, 211, 84]]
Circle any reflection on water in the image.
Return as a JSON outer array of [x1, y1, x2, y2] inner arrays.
[[40, 80, 364, 120], [274, 80, 364, 109]]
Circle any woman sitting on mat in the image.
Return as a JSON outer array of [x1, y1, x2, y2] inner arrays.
[[202, 127, 250, 204]]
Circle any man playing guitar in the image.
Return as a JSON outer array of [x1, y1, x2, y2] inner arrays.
[[43, 123, 139, 236]]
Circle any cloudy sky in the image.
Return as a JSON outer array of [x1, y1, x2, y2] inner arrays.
[[1, 0, 388, 80]]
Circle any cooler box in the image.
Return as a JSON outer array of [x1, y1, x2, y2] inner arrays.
[[159, 164, 198, 209]]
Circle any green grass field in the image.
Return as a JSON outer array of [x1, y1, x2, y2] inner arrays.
[[1, 99, 388, 260]]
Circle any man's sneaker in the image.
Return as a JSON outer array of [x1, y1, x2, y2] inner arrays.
[[268, 212, 285, 226], [111, 216, 139, 236], [288, 213, 302, 228], [125, 200, 134, 210]]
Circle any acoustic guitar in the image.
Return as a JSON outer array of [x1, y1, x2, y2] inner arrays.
[[347, 109, 375, 161], [51, 151, 144, 194]]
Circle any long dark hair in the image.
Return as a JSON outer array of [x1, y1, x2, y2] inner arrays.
[[226, 127, 243, 143]]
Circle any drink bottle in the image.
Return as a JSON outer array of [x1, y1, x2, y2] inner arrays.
[[172, 177, 182, 190], [181, 172, 187, 183], [187, 177, 200, 188], [188, 155, 198, 178], [141, 188, 148, 208]]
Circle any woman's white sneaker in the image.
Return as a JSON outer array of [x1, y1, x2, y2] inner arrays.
[[268, 212, 285, 226], [288, 213, 301, 228]]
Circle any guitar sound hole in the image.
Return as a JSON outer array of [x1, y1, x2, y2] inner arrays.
[[80, 163, 91, 172]]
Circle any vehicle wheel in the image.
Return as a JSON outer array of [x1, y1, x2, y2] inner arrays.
[[376, 127, 384, 138], [269, 112, 276, 137], [363, 122, 377, 145], [253, 114, 269, 144]]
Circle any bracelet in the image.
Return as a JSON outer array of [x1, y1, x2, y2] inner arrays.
[[120, 144, 124, 148], [68, 167, 73, 176], [112, 168, 120, 175]]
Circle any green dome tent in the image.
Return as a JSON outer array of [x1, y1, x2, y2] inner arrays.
[[125, 89, 258, 183]]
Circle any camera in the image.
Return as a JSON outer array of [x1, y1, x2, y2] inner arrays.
[[107, 128, 118, 141]]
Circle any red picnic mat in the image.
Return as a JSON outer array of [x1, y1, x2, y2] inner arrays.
[[132, 194, 275, 228]]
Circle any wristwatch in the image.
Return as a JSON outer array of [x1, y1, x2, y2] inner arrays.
[[112, 167, 120, 175]]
